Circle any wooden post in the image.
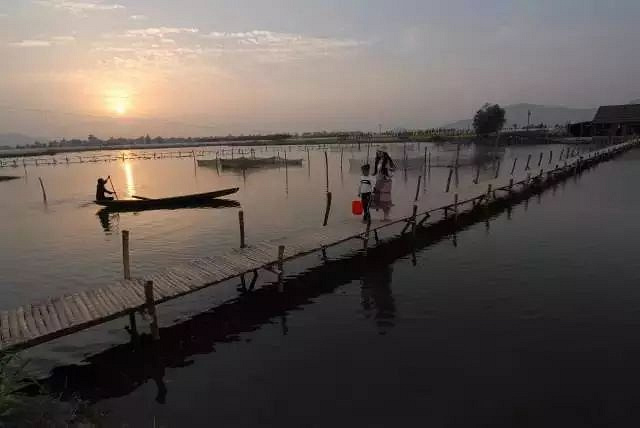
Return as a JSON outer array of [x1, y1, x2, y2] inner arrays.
[[445, 168, 453, 192], [474, 165, 480, 184], [38, 177, 47, 203], [508, 178, 514, 195], [453, 193, 459, 222], [122, 230, 136, 335], [525, 154, 531, 170], [414, 175, 422, 202], [537, 152, 543, 167], [323, 192, 332, 226], [340, 147, 344, 171], [277, 245, 285, 292], [238, 210, 246, 248], [548, 150, 553, 164], [510, 157, 517, 175], [324, 151, 329, 192], [122, 230, 131, 280], [486, 184, 492, 204], [494, 159, 501, 179], [144, 280, 160, 340], [364, 219, 371, 249], [411, 204, 418, 236]]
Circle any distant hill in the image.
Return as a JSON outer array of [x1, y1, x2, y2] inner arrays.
[[443, 103, 597, 129], [0, 133, 39, 148]]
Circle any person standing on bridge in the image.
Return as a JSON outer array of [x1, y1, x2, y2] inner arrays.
[[373, 146, 395, 176]]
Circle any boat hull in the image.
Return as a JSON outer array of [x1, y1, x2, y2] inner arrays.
[[95, 188, 239, 211]]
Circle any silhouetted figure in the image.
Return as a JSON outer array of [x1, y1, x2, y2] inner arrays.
[[96, 177, 114, 201]]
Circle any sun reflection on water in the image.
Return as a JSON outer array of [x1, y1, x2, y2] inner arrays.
[[122, 160, 136, 197]]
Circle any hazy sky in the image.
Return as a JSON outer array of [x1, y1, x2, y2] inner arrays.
[[1, 0, 639, 138]]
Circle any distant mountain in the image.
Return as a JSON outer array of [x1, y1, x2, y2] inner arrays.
[[0, 133, 40, 148], [443, 103, 597, 129]]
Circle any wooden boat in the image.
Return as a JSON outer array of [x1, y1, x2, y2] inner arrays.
[[0, 175, 20, 182], [95, 188, 239, 211], [198, 156, 303, 170]]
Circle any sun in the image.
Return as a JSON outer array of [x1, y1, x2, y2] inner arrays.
[[104, 88, 132, 116], [114, 101, 127, 116]]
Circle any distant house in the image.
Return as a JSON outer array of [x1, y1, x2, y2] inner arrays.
[[591, 104, 640, 139]]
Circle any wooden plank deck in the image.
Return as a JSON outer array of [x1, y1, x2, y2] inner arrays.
[[0, 140, 635, 352]]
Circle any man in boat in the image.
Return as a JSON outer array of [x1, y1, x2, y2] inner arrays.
[[96, 177, 114, 201]]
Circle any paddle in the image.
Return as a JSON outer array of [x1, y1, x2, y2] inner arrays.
[[107, 175, 119, 200]]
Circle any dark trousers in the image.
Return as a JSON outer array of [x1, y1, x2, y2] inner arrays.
[[361, 192, 372, 221]]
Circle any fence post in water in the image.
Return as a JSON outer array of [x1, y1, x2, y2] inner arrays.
[[238, 210, 246, 248], [411, 204, 418, 237], [323, 192, 332, 226], [508, 178, 514, 196], [510, 157, 517, 175], [38, 177, 47, 203], [548, 150, 553, 164], [144, 281, 160, 340], [277, 245, 285, 292], [486, 184, 493, 204], [324, 151, 329, 192], [414, 175, 422, 202], [494, 159, 501, 179], [473, 165, 480, 184], [525, 154, 531, 170], [445, 168, 453, 192], [537, 152, 543, 167], [340, 147, 344, 172]]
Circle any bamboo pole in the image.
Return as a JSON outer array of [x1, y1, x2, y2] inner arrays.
[[238, 210, 245, 248], [122, 230, 137, 335], [323, 192, 332, 226], [445, 168, 453, 192], [324, 151, 329, 192], [38, 177, 47, 202], [277, 245, 285, 292], [144, 281, 160, 340]]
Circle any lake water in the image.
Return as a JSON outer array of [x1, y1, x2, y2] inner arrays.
[[3, 141, 636, 427]]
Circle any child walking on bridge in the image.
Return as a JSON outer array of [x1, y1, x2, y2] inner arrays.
[[358, 164, 373, 222]]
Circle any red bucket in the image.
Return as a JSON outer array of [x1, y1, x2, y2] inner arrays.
[[352, 200, 363, 215]]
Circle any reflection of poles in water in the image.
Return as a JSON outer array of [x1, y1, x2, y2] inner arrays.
[[360, 261, 396, 331]]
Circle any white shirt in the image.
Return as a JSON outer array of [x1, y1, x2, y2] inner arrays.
[[358, 175, 373, 194]]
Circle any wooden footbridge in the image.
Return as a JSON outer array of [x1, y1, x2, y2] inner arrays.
[[1, 140, 637, 353]]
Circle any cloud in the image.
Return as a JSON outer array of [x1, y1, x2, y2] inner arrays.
[[9, 35, 76, 47], [9, 40, 52, 47], [129, 14, 147, 21], [34, 0, 124, 14], [201, 30, 363, 60], [123, 27, 199, 38]]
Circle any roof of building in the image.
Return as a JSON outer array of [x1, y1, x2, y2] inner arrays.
[[593, 104, 640, 124]]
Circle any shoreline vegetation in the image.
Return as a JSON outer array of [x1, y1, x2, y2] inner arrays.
[[0, 134, 474, 159]]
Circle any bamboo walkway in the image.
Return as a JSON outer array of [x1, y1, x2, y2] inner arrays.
[[0, 140, 636, 352]]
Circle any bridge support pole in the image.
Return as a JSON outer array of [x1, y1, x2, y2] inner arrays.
[[144, 281, 160, 341], [277, 245, 285, 293], [122, 230, 138, 337]]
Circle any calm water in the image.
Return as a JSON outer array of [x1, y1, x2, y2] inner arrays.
[[2, 141, 634, 427]]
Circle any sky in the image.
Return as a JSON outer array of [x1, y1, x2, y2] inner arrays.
[[1, 0, 640, 138]]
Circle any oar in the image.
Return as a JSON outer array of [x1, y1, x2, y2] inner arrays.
[[107, 175, 119, 200]]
